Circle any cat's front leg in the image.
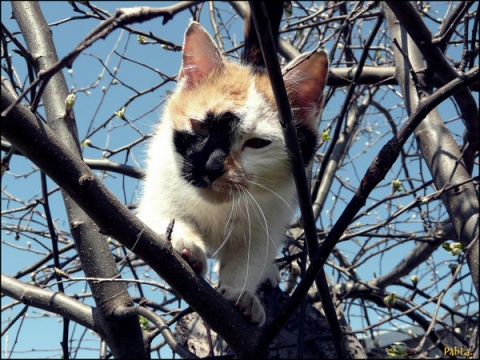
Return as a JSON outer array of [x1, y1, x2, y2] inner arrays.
[[144, 217, 207, 275], [217, 285, 266, 326], [168, 221, 208, 275], [216, 251, 279, 326]]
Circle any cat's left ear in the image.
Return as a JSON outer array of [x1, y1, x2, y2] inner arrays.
[[178, 21, 225, 89], [283, 51, 329, 127]]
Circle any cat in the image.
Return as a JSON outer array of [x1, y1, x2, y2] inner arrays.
[[138, 16, 328, 326]]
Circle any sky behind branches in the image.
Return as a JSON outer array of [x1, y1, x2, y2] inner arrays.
[[1, 1, 476, 358]]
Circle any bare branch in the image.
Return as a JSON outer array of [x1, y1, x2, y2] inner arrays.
[[1, 85, 263, 358], [10, 2, 147, 357], [1, 274, 95, 332], [383, 3, 479, 298]]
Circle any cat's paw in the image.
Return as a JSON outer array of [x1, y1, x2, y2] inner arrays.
[[218, 286, 266, 326], [171, 233, 207, 276]]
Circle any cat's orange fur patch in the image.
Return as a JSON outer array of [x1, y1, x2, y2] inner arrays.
[[253, 72, 276, 109], [168, 63, 253, 129]]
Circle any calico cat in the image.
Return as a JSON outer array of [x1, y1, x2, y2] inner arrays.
[[138, 17, 328, 326]]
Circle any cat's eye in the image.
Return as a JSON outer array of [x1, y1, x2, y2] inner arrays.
[[243, 138, 271, 149], [190, 118, 209, 136]]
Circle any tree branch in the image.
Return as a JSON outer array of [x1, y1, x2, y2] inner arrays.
[[1, 85, 263, 358], [383, 3, 479, 299], [248, 2, 348, 358], [274, 63, 479, 354], [1, 274, 96, 333], [11, 2, 147, 357], [1, 140, 145, 179], [2, 1, 198, 119], [312, 12, 384, 219], [385, 1, 479, 174]]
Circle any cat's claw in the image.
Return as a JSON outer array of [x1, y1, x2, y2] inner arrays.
[[180, 248, 205, 274], [170, 233, 207, 276], [218, 285, 266, 326]]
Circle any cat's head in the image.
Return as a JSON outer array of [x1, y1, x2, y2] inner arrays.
[[165, 21, 328, 204]]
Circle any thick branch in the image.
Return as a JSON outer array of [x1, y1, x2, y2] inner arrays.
[[11, 2, 146, 357], [1, 274, 96, 333], [385, 1, 479, 172], [277, 64, 479, 349], [0, 87, 262, 358], [383, 3, 479, 298], [248, 2, 348, 358]]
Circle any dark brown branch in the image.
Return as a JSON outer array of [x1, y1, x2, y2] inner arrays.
[[383, 3, 479, 300], [433, 1, 474, 51], [0, 86, 263, 358], [275, 64, 479, 354], [385, 1, 479, 172], [1, 274, 96, 333], [10, 2, 147, 357], [248, 2, 348, 358]]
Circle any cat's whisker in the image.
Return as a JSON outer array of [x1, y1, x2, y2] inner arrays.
[[242, 187, 271, 288], [239, 185, 252, 248], [248, 174, 275, 184], [211, 185, 243, 257], [223, 190, 236, 240], [246, 179, 296, 215], [239, 186, 253, 302]]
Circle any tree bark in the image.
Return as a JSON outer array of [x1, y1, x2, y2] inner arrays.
[[383, 0, 479, 301], [11, 2, 147, 357], [383, 3, 479, 356], [1, 86, 265, 358]]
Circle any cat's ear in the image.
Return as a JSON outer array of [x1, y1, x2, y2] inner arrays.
[[283, 51, 329, 126], [178, 21, 225, 89], [283, 51, 329, 165]]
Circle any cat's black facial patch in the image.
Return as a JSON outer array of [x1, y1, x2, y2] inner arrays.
[[173, 112, 240, 187]]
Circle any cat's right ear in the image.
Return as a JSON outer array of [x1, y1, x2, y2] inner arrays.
[[178, 21, 225, 89]]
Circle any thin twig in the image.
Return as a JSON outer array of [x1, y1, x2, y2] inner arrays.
[[276, 64, 479, 356], [248, 2, 348, 358]]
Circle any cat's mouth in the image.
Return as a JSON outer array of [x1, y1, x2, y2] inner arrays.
[[191, 175, 238, 204], [190, 177, 210, 189], [183, 163, 248, 203], [190, 174, 222, 189]]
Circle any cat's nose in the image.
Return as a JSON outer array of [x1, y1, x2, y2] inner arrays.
[[205, 149, 226, 183]]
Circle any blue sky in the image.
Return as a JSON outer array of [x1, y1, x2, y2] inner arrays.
[[0, 3, 192, 357], [1, 1, 477, 358]]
